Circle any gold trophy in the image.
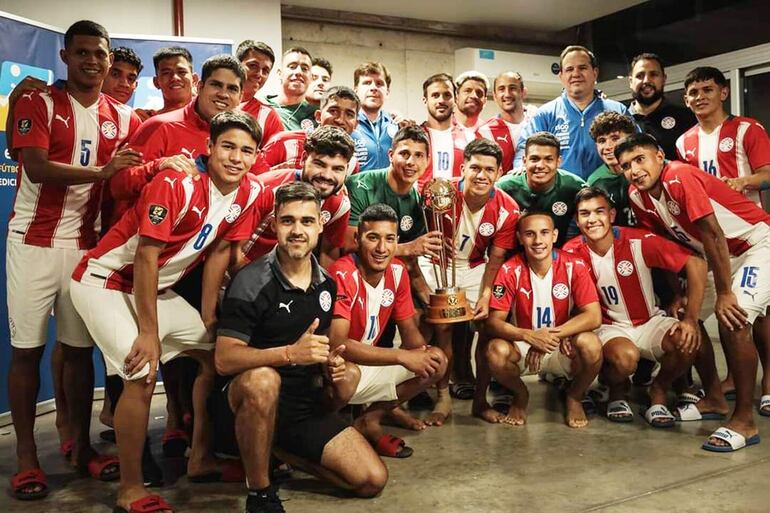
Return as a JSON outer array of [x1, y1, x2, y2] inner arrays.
[[421, 178, 474, 324]]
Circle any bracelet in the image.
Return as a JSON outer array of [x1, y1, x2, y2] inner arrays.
[[285, 345, 294, 366]]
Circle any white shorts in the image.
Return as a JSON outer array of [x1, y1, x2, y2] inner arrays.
[[349, 364, 415, 404], [419, 257, 485, 305], [513, 341, 573, 378], [595, 313, 677, 362], [701, 240, 770, 324], [70, 280, 212, 380], [6, 241, 92, 349]]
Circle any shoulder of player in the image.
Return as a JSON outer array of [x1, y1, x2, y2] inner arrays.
[[557, 168, 588, 189], [228, 256, 275, 302], [257, 167, 295, 187], [561, 235, 587, 253], [597, 97, 629, 113], [732, 115, 768, 132]]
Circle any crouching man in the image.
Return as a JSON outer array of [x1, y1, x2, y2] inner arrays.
[[214, 182, 387, 513], [329, 204, 447, 458], [485, 212, 603, 428]]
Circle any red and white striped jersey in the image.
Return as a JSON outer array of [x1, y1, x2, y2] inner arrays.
[[426, 178, 520, 268], [329, 254, 415, 346], [476, 117, 525, 173], [73, 168, 265, 293], [10, 86, 140, 249], [489, 250, 598, 329], [240, 97, 284, 148], [629, 160, 770, 257], [243, 168, 351, 262], [418, 123, 470, 190], [563, 227, 691, 327], [251, 129, 359, 176], [675, 115, 770, 205]]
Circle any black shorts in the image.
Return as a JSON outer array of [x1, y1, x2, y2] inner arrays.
[[209, 376, 349, 463]]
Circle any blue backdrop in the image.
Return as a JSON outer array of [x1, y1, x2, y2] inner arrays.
[[0, 11, 232, 415]]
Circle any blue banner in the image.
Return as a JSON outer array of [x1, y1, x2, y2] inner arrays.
[[0, 12, 231, 415]]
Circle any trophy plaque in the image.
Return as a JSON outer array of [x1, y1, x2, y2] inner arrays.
[[422, 178, 474, 324]]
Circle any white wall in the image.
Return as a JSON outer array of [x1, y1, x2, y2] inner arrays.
[[0, 0, 283, 92], [283, 19, 555, 120]]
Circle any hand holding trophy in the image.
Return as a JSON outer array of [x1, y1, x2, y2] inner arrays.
[[421, 178, 474, 324]]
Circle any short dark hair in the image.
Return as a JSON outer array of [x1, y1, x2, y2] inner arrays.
[[391, 125, 430, 153], [274, 181, 321, 215], [524, 132, 561, 155], [455, 71, 489, 95], [492, 71, 524, 92], [153, 46, 193, 72], [312, 57, 333, 77], [575, 186, 613, 209], [64, 20, 109, 49], [304, 125, 355, 161], [320, 85, 360, 111], [559, 45, 597, 69], [422, 73, 455, 97], [210, 111, 262, 146], [359, 203, 398, 228], [613, 132, 660, 161], [684, 66, 728, 90], [464, 138, 503, 167], [354, 62, 391, 88], [111, 47, 143, 74], [236, 40, 275, 64], [517, 211, 555, 232], [589, 112, 636, 141], [283, 46, 312, 61], [629, 52, 664, 75], [200, 54, 246, 88]]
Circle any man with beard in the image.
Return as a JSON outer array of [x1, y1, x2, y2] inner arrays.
[[453, 71, 488, 135], [307, 57, 333, 107], [352, 62, 398, 171], [240, 126, 354, 268], [628, 53, 695, 160], [515, 46, 629, 179], [265, 47, 318, 132], [418, 73, 470, 189], [214, 183, 387, 512], [477, 71, 533, 173], [237, 40, 283, 148], [254, 86, 360, 175]]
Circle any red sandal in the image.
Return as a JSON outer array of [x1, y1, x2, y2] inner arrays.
[[161, 428, 188, 458], [374, 434, 414, 458], [87, 454, 120, 481], [59, 438, 74, 460], [113, 494, 173, 513], [11, 468, 49, 500]]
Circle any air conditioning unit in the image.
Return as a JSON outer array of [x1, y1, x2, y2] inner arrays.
[[454, 48, 563, 101]]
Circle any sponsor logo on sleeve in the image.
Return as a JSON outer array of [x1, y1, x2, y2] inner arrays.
[[148, 204, 168, 225], [492, 284, 506, 299], [17, 118, 32, 135]]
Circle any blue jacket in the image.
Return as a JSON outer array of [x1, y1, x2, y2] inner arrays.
[[352, 110, 398, 171], [514, 91, 630, 179]]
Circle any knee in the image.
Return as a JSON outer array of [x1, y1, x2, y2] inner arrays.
[[353, 461, 388, 498], [604, 343, 639, 375], [234, 367, 281, 411], [573, 333, 602, 364], [486, 339, 516, 371], [427, 346, 449, 378]]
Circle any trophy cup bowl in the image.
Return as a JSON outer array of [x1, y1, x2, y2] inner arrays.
[[422, 179, 474, 324]]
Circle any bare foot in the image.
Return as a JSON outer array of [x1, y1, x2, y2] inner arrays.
[[386, 406, 426, 431], [693, 396, 730, 416], [565, 396, 588, 428], [186, 453, 221, 477], [472, 400, 505, 424], [424, 391, 452, 426], [501, 404, 527, 426]]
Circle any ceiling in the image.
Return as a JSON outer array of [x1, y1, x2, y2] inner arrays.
[[283, 0, 648, 31]]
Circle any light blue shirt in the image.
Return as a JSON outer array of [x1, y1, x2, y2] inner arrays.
[[351, 110, 398, 171]]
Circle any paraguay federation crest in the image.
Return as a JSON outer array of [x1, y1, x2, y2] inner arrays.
[[616, 260, 634, 276], [319, 290, 332, 312]]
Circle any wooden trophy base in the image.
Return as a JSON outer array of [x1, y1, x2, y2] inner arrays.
[[425, 287, 474, 324]]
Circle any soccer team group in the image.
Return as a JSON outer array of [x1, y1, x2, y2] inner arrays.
[[5, 17, 770, 513]]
